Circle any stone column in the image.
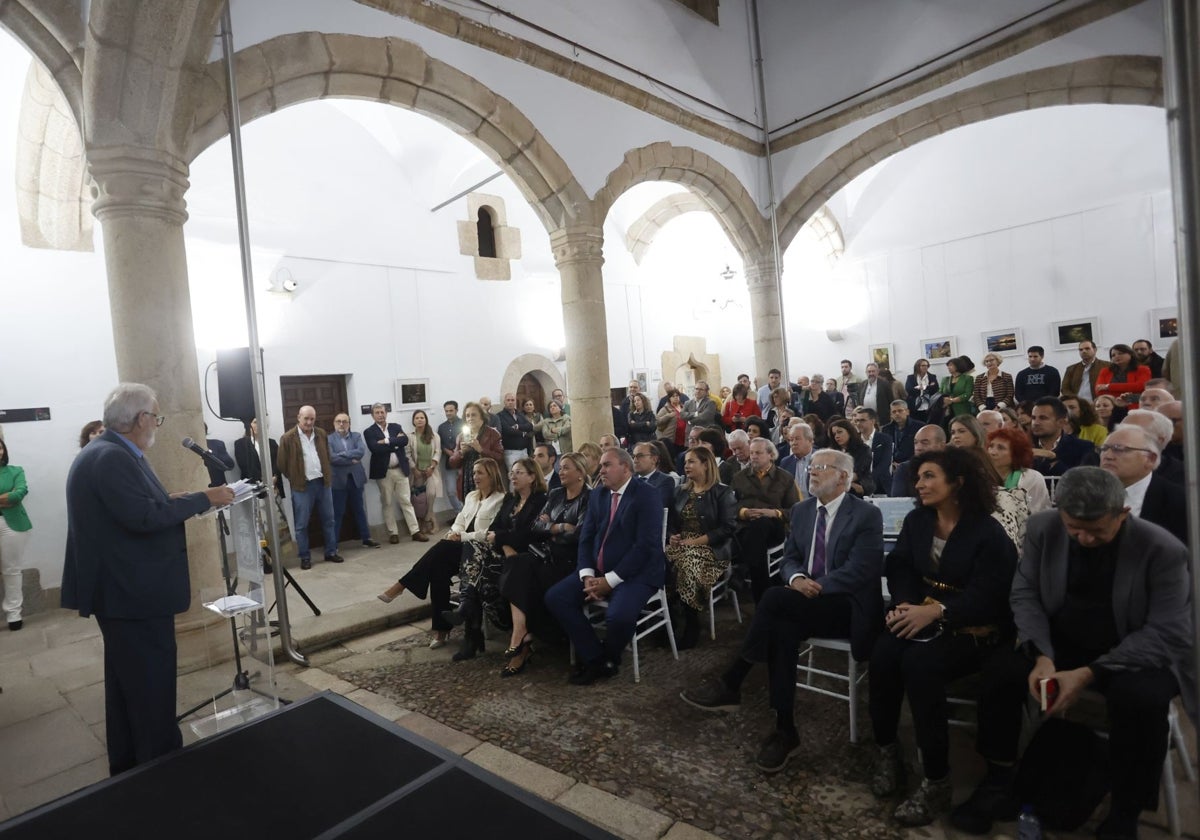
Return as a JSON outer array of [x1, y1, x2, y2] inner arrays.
[[744, 254, 786, 378], [550, 225, 613, 446], [89, 145, 228, 673]]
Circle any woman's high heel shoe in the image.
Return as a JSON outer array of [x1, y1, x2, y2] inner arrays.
[[502, 635, 532, 659], [500, 644, 534, 677], [452, 628, 485, 661]]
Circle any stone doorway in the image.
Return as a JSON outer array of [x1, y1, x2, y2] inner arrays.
[[516, 372, 546, 413]]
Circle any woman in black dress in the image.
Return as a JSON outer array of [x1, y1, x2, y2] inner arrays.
[[826, 418, 874, 496]]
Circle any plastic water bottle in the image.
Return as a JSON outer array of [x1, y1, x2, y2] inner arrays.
[[1017, 804, 1043, 840]]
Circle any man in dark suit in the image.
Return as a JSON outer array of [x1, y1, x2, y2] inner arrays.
[[681, 449, 884, 772], [956, 468, 1193, 837], [329, 412, 380, 549], [233, 418, 283, 497], [202, 423, 235, 487], [364, 402, 427, 544], [718, 429, 752, 485], [1030, 397, 1098, 477], [889, 425, 945, 497], [534, 443, 562, 492], [853, 408, 894, 494], [62, 383, 234, 776], [854, 363, 893, 421], [881, 401, 921, 466], [1100, 424, 1188, 544], [632, 441, 675, 509], [497, 392, 534, 467], [545, 447, 665, 684]]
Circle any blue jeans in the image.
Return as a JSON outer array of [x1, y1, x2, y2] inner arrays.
[[332, 474, 371, 542], [440, 464, 463, 512], [291, 480, 338, 559]]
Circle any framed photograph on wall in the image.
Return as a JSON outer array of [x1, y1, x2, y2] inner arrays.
[[1051, 318, 1100, 350], [869, 343, 896, 373], [919, 336, 957, 363], [394, 378, 429, 410], [980, 327, 1023, 357], [1149, 307, 1179, 341], [630, 368, 649, 393]]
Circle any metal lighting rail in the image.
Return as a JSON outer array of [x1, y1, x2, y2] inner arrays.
[[218, 1, 308, 667]]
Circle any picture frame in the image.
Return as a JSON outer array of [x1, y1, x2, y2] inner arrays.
[[1051, 318, 1100, 351], [868, 343, 896, 373], [631, 368, 649, 393], [980, 327, 1023, 357], [1149, 307, 1179, 341], [919, 336, 957, 363], [394, 378, 429, 410]]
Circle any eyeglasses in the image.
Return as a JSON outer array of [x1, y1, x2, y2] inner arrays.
[[142, 411, 165, 427], [1098, 444, 1153, 456], [632, 452, 654, 459], [809, 464, 841, 473]]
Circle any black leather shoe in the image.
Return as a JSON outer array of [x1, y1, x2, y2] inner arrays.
[[300, 557, 312, 570], [680, 676, 741, 712], [363, 539, 381, 548], [324, 554, 345, 564], [568, 660, 618, 685], [7, 620, 22, 631], [755, 728, 801, 773]]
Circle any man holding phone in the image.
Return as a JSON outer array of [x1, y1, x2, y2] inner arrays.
[[952, 468, 1193, 838]]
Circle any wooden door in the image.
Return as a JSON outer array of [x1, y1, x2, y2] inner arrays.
[[516, 372, 546, 413], [279, 374, 355, 547]]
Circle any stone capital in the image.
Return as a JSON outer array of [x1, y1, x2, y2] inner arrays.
[[743, 254, 780, 290], [88, 145, 190, 225], [549, 225, 605, 269]]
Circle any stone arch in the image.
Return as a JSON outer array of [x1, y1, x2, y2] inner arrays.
[[0, 0, 84, 125], [593, 142, 769, 262], [499, 353, 566, 408], [624, 192, 709, 264], [776, 55, 1163, 252], [188, 33, 594, 234]]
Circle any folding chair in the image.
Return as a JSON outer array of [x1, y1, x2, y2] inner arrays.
[[706, 565, 743, 640], [795, 637, 868, 742]]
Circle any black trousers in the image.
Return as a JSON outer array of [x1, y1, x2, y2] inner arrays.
[[736, 518, 786, 603], [740, 588, 851, 724], [976, 645, 1178, 812], [399, 539, 463, 632], [97, 615, 182, 776], [869, 630, 996, 780]]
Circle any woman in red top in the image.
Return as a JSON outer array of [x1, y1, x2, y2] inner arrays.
[[1096, 343, 1150, 407], [721, 382, 761, 431]]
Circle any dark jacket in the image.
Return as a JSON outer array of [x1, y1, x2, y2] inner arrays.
[[491, 490, 549, 554], [234, 435, 283, 497], [779, 494, 885, 660], [881, 418, 921, 464], [574, 477, 666, 588], [839, 442, 875, 496], [437, 418, 463, 467], [62, 431, 212, 619], [530, 485, 590, 567], [1032, 433, 1098, 477], [886, 508, 1016, 631], [277, 426, 333, 490], [904, 374, 940, 413], [854, 379, 892, 419], [1140, 472, 1188, 545], [637, 470, 676, 510], [669, 482, 738, 562], [363, 422, 410, 479], [496, 409, 534, 452], [627, 410, 656, 444], [204, 438, 236, 487], [730, 466, 801, 518], [865, 433, 894, 495]]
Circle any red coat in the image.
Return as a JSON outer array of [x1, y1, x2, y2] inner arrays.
[[722, 398, 761, 431], [1095, 365, 1151, 403]]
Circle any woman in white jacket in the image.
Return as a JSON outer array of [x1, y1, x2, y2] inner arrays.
[[985, 427, 1051, 515], [376, 457, 506, 648]]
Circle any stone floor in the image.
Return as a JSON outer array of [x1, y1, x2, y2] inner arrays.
[[0, 535, 1195, 839]]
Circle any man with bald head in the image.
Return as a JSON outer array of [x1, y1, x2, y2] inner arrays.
[[1138, 388, 1173, 412], [329, 413, 379, 549], [278, 405, 344, 569], [889, 425, 945, 497]]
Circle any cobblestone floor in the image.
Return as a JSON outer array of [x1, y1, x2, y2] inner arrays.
[[344, 612, 904, 840]]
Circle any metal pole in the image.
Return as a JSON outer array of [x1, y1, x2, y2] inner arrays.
[[749, 0, 790, 378], [1161, 0, 1200, 750], [218, 1, 308, 667]]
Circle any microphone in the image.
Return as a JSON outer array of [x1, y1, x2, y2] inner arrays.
[[182, 437, 231, 475]]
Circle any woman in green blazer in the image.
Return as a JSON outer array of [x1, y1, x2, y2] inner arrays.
[[940, 356, 976, 423], [0, 438, 30, 630]]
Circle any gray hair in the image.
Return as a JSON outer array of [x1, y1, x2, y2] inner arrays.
[[811, 374, 825, 385], [749, 436, 778, 461], [602, 446, 635, 471], [789, 422, 814, 441], [890, 399, 907, 409], [1111, 423, 1162, 456], [371, 402, 387, 412], [978, 410, 1003, 425], [103, 383, 156, 431], [727, 429, 750, 446], [1122, 409, 1173, 449], [1056, 466, 1128, 520], [813, 449, 854, 480]]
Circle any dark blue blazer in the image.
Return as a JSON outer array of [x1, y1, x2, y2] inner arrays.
[[889, 461, 914, 498], [881, 418, 921, 463], [61, 430, 212, 619], [867, 433, 894, 495], [204, 438, 236, 487], [779, 493, 885, 660], [1032, 433, 1098, 476], [328, 430, 369, 489], [575, 476, 665, 589], [364, 422, 410, 479], [637, 470, 676, 510]]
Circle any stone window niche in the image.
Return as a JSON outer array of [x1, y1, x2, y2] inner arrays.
[[458, 193, 521, 280]]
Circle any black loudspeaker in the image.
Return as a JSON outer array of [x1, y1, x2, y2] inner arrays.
[[216, 347, 261, 422]]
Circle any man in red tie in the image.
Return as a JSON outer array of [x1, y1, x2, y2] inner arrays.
[[680, 449, 884, 773], [545, 447, 665, 684]]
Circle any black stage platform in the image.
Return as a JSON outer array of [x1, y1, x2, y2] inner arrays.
[[0, 693, 618, 840]]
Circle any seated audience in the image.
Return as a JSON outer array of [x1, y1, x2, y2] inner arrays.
[[1158, 400, 1184, 465], [986, 427, 1051, 514], [376, 458, 507, 648], [1029, 397, 1099, 476], [1093, 393, 1123, 432], [1096, 343, 1150, 407], [498, 452, 591, 677], [778, 423, 815, 496], [957, 468, 1192, 839], [883, 400, 922, 465], [545, 447, 666, 684], [827, 418, 875, 496], [890, 425, 946, 497], [1101, 424, 1188, 544], [577, 441, 603, 485], [998, 407, 1021, 431], [730, 437, 802, 602], [1138, 387, 1174, 411], [632, 441, 676, 509], [869, 447, 1017, 827], [666, 447, 738, 649], [744, 416, 769, 441], [1121, 408, 1183, 485], [976, 410, 1003, 436], [1060, 395, 1108, 446], [533, 443, 561, 492], [680, 449, 884, 772], [719, 429, 752, 485], [853, 408, 894, 494], [905, 358, 940, 422]]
